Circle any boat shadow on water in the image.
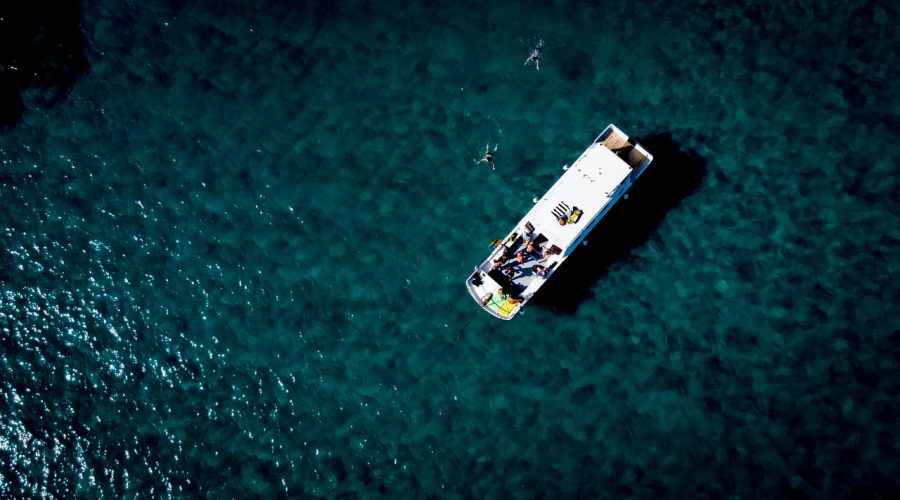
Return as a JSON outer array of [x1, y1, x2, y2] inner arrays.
[[531, 133, 707, 314]]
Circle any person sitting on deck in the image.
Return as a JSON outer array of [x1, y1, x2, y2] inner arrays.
[[504, 267, 516, 280], [540, 245, 558, 261], [525, 240, 538, 257], [497, 242, 508, 256], [533, 265, 548, 278], [515, 251, 527, 265]]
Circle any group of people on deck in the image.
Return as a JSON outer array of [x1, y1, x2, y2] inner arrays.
[[490, 235, 549, 282], [477, 230, 551, 309]]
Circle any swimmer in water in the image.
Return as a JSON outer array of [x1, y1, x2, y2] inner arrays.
[[524, 42, 543, 70], [475, 143, 498, 170]]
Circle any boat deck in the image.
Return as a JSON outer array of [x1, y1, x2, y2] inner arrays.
[[530, 145, 632, 251], [466, 124, 653, 320], [597, 128, 650, 170], [491, 237, 553, 294]]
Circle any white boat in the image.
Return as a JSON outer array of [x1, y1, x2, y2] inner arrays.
[[466, 124, 654, 320]]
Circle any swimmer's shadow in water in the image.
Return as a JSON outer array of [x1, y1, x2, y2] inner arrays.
[[531, 133, 706, 314]]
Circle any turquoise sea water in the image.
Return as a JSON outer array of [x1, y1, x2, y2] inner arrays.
[[2, 0, 899, 496]]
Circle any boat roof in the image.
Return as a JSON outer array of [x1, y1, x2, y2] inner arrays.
[[527, 143, 632, 250]]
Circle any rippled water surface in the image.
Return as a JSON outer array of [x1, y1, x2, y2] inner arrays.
[[1, 0, 898, 496]]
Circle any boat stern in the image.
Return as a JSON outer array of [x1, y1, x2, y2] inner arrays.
[[466, 269, 523, 320]]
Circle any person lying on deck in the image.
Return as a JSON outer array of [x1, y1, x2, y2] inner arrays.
[[497, 288, 524, 304]]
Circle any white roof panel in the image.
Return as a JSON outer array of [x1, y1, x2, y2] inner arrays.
[[527, 145, 631, 249]]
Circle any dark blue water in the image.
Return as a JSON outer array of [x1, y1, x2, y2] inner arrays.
[[1, 0, 898, 496]]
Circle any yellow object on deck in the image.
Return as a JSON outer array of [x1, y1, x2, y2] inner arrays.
[[567, 208, 583, 224], [485, 294, 517, 317]]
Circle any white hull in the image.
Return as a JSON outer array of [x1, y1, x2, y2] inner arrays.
[[466, 124, 653, 320]]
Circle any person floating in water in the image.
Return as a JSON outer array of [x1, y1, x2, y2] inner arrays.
[[524, 42, 543, 70], [475, 143, 498, 170]]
